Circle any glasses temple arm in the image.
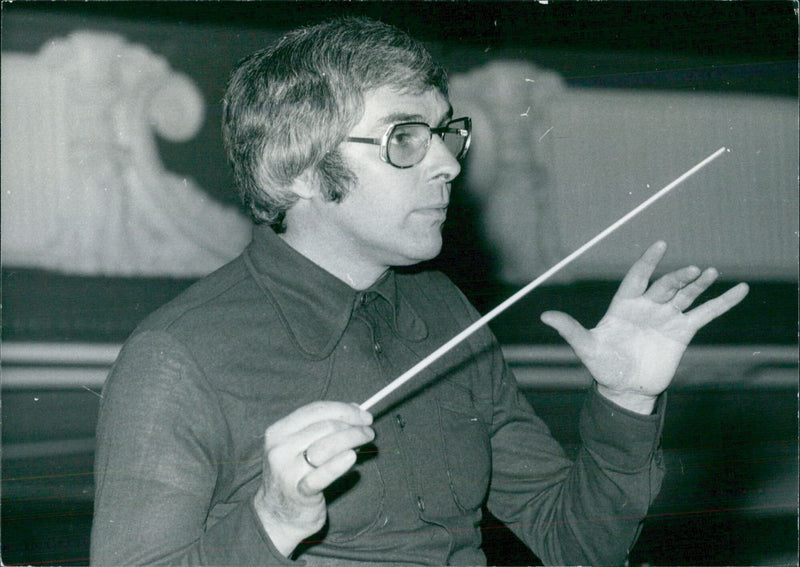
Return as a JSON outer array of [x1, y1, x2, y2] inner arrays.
[[345, 136, 382, 145]]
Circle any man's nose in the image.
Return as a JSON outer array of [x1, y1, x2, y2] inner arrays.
[[426, 135, 462, 182]]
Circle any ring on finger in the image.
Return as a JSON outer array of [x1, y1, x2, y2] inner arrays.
[[303, 449, 317, 468]]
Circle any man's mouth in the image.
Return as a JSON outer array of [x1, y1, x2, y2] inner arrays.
[[414, 206, 448, 220]]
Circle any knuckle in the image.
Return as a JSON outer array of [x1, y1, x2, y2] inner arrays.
[[306, 400, 333, 412], [320, 418, 351, 435], [265, 443, 292, 469], [263, 428, 275, 448]]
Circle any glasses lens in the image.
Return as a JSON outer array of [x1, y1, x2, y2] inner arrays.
[[441, 133, 464, 159], [441, 118, 470, 160], [387, 123, 430, 167]]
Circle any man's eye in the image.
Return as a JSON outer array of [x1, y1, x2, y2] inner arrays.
[[391, 127, 427, 148], [393, 132, 423, 148], [392, 132, 413, 146]]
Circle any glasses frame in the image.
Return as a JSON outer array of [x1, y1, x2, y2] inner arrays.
[[345, 116, 472, 169]]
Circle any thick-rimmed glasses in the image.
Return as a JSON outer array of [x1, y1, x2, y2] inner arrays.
[[345, 117, 472, 169]]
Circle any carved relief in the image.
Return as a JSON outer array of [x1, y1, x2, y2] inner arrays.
[[449, 61, 568, 284], [1, 31, 251, 277]]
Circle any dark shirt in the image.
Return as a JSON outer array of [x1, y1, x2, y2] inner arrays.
[[91, 224, 665, 566]]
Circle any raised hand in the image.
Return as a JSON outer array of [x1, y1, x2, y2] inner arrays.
[[540, 241, 749, 414], [253, 401, 375, 556]]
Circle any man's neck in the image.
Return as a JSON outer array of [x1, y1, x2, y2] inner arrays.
[[278, 229, 387, 291]]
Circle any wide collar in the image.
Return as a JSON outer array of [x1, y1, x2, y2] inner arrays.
[[243, 225, 427, 359]]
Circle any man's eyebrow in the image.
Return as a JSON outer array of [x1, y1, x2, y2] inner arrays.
[[377, 106, 454, 128], [377, 112, 428, 126]]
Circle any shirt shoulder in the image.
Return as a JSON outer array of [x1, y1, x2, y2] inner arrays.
[[136, 256, 252, 333], [120, 255, 288, 379]]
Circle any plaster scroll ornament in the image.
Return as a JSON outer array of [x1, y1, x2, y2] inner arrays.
[[1, 31, 251, 277], [449, 60, 570, 284]]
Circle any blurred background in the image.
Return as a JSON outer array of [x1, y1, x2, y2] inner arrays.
[[2, 2, 797, 565]]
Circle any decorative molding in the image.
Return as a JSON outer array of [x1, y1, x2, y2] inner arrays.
[[1, 31, 251, 277], [450, 61, 568, 284]]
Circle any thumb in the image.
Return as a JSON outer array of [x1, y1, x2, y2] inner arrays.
[[540, 310, 593, 356]]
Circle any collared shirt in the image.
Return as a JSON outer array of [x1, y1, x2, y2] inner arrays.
[[91, 224, 665, 566]]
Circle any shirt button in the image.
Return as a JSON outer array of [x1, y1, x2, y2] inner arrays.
[[416, 496, 425, 512], [373, 342, 382, 354], [395, 414, 406, 429]]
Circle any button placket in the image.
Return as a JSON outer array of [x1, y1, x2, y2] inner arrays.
[[370, 319, 383, 359], [359, 295, 386, 361], [390, 411, 428, 520]]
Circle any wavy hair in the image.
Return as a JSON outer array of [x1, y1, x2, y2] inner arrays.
[[222, 17, 448, 231]]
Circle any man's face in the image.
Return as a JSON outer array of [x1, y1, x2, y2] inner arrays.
[[309, 86, 462, 278]]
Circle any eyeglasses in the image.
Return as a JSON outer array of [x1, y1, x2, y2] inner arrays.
[[345, 117, 472, 169]]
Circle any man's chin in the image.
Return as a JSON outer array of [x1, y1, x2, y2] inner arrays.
[[393, 240, 443, 268]]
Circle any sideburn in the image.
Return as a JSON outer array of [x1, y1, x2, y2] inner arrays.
[[316, 150, 358, 203]]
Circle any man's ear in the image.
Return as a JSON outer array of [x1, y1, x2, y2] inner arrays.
[[287, 169, 318, 200]]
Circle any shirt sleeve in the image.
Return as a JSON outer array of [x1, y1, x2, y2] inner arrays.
[[486, 350, 666, 566], [90, 331, 297, 566]]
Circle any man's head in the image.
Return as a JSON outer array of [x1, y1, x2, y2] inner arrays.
[[222, 16, 448, 231]]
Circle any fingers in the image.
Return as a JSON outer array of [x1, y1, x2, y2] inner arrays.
[[298, 420, 374, 470], [264, 401, 375, 497], [669, 267, 718, 311], [298, 450, 360, 497], [616, 243, 746, 321], [266, 401, 372, 446], [644, 265, 702, 303], [256, 401, 375, 553], [684, 282, 749, 329], [615, 241, 668, 299], [636, 258, 746, 324], [540, 310, 593, 358]]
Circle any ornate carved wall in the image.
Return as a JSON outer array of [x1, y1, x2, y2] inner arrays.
[[2, 28, 797, 284], [1, 31, 251, 277], [449, 61, 567, 283]]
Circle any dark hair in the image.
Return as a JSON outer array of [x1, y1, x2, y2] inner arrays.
[[222, 16, 448, 231]]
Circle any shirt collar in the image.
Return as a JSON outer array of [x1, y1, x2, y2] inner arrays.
[[243, 225, 427, 359]]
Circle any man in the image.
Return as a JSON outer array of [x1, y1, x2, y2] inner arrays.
[[90, 17, 749, 566]]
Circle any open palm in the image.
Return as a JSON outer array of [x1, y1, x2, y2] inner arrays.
[[541, 241, 749, 412]]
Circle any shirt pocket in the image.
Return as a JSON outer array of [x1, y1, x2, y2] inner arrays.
[[437, 390, 492, 512]]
